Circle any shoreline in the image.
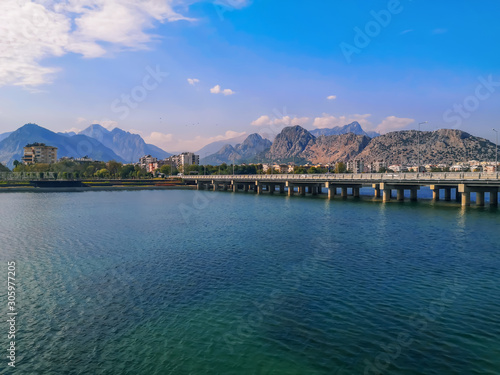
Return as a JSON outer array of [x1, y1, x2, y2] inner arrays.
[[0, 185, 196, 193]]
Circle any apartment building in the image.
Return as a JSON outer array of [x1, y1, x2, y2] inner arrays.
[[22, 143, 58, 164]]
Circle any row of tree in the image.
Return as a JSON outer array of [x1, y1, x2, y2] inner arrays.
[[12, 160, 150, 179], [8, 159, 450, 178]]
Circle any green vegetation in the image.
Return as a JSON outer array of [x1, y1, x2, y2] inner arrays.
[[0, 163, 10, 172], [12, 160, 150, 179], [6, 159, 356, 180]]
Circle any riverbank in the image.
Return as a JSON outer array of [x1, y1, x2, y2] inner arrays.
[[0, 185, 196, 193]]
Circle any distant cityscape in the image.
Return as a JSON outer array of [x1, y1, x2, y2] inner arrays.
[[17, 142, 499, 176]]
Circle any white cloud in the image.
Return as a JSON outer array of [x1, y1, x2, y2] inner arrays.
[[326, 95, 337, 100], [187, 78, 199, 85], [0, 0, 198, 88], [312, 113, 372, 129], [375, 116, 414, 133], [63, 127, 82, 133], [210, 84, 235, 95], [251, 115, 310, 127], [76, 116, 88, 124], [144, 130, 246, 152]]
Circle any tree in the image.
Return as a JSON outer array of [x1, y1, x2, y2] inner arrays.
[[335, 162, 346, 173], [0, 163, 10, 172], [120, 165, 135, 179], [95, 169, 110, 179], [107, 160, 122, 178]]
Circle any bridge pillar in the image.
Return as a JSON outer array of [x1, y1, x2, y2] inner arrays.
[[212, 182, 217, 191], [372, 184, 381, 198], [233, 183, 238, 192], [353, 187, 360, 197], [256, 183, 262, 194], [317, 184, 322, 194], [279, 184, 285, 194], [444, 188, 451, 201], [223, 183, 228, 191], [327, 187, 334, 200], [196, 182, 203, 190], [244, 184, 249, 192], [476, 191, 485, 206], [286, 181, 294, 196], [410, 188, 418, 201], [432, 188, 440, 201], [299, 186, 305, 196], [340, 187, 347, 199], [312, 185, 318, 196], [269, 184, 274, 194], [490, 191, 498, 206], [455, 190, 461, 202], [383, 188, 391, 202], [397, 188, 404, 201], [461, 191, 471, 206]]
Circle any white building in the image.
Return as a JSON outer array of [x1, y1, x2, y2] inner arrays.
[[139, 155, 157, 168], [165, 152, 200, 171], [347, 159, 364, 173]]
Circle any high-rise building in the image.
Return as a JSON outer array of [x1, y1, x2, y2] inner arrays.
[[165, 152, 200, 171], [22, 143, 58, 164]]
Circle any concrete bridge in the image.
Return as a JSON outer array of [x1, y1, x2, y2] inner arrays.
[[184, 172, 500, 207]]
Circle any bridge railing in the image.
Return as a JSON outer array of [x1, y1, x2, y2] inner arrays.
[[184, 172, 500, 182]]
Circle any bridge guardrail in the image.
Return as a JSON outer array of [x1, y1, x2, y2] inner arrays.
[[184, 172, 500, 182]]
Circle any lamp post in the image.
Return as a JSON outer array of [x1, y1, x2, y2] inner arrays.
[[493, 128, 498, 172], [417, 121, 428, 172]]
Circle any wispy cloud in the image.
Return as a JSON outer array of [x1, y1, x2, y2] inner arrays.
[[251, 115, 309, 127], [375, 116, 414, 133], [0, 0, 198, 88], [326, 95, 337, 100], [210, 84, 235, 95], [187, 78, 200, 85], [312, 113, 372, 129]]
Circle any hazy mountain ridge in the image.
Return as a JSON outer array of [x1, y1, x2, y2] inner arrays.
[[201, 133, 272, 164], [195, 133, 249, 157], [310, 122, 379, 138], [79, 124, 171, 162], [0, 124, 125, 168]]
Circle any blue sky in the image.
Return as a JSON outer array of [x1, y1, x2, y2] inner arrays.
[[1, 0, 500, 152]]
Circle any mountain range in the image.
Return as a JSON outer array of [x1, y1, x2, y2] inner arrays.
[[200, 124, 497, 166], [0, 122, 496, 170], [260, 126, 497, 165], [78, 124, 171, 162], [309, 121, 379, 138], [201, 134, 272, 164], [0, 124, 170, 169]]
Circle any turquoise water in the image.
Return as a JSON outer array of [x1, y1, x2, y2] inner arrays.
[[1, 189, 500, 374]]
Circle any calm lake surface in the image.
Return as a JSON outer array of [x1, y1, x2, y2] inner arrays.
[[1, 189, 499, 374]]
